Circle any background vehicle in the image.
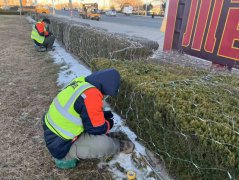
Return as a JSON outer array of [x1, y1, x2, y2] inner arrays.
[[105, 10, 116, 16], [122, 6, 133, 16], [1, 6, 10, 10], [78, 3, 100, 21], [35, 6, 50, 14]]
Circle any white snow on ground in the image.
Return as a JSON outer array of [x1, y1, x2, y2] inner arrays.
[[48, 43, 91, 87], [26, 16, 169, 180], [51, 41, 158, 180]]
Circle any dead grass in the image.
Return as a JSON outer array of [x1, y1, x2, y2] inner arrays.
[[0, 15, 112, 180]]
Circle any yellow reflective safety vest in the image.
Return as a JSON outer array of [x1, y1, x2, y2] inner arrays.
[[45, 76, 95, 140], [31, 22, 45, 44]]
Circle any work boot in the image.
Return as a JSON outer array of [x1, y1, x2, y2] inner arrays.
[[120, 140, 135, 154], [47, 47, 55, 51], [54, 158, 78, 169], [34, 44, 46, 52]]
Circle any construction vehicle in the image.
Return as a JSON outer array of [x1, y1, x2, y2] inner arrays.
[[78, 3, 100, 21], [35, 6, 50, 14]]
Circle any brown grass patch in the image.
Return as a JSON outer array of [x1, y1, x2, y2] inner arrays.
[[0, 15, 111, 179]]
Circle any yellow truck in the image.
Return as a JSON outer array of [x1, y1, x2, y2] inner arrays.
[[35, 6, 50, 14], [78, 3, 100, 21]]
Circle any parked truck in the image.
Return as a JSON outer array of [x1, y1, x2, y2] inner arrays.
[[78, 3, 100, 21]]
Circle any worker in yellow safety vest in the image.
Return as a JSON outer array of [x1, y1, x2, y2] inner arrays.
[[31, 18, 55, 51], [42, 68, 135, 169]]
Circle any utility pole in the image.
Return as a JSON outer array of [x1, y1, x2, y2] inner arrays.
[[69, 0, 72, 17], [19, 0, 23, 24], [19, 0, 23, 15], [145, 0, 147, 16], [52, 0, 55, 15], [4, 0, 7, 7]]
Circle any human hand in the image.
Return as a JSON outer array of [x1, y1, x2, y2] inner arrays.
[[104, 111, 114, 129], [104, 111, 113, 120], [106, 118, 114, 130]]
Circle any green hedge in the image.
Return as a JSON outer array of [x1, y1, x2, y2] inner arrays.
[[32, 15, 159, 63], [0, 11, 25, 15], [91, 58, 239, 179]]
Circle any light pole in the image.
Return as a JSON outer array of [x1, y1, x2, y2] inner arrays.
[[52, 0, 55, 15], [4, 0, 8, 7], [145, 0, 148, 16], [19, 0, 23, 15], [69, 0, 72, 17]]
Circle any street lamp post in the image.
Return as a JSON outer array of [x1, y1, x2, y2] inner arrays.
[[19, 0, 23, 16], [69, 0, 72, 17], [145, 0, 148, 16], [52, 0, 55, 15]]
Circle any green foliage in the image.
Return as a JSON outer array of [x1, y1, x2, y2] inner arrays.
[[91, 58, 239, 179], [46, 16, 158, 63]]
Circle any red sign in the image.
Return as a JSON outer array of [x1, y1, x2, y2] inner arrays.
[[164, 0, 239, 67]]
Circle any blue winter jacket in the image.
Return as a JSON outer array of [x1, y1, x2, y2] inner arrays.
[[43, 68, 120, 159]]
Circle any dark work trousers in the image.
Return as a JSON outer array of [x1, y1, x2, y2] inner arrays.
[[43, 35, 55, 50]]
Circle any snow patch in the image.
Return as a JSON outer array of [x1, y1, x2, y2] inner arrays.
[[26, 16, 168, 180], [48, 43, 91, 87], [49, 42, 157, 180]]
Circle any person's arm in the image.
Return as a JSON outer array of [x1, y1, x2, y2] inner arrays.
[[84, 88, 112, 134], [75, 88, 112, 135], [44, 25, 49, 37], [35, 23, 44, 36], [44, 31, 49, 37]]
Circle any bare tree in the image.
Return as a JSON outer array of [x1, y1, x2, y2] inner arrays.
[[113, 0, 144, 9]]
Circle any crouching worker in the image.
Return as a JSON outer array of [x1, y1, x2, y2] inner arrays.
[[31, 18, 55, 52], [42, 68, 134, 169]]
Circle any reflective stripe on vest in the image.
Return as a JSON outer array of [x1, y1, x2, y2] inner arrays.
[[46, 113, 75, 138], [46, 82, 94, 139], [31, 24, 45, 44]]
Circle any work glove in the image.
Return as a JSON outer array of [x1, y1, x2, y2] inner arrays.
[[104, 110, 113, 119], [104, 111, 114, 130], [106, 118, 114, 130]]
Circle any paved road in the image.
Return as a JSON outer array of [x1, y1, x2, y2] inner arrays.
[[54, 10, 162, 30]]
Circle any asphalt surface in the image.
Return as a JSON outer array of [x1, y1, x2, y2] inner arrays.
[[54, 10, 163, 30]]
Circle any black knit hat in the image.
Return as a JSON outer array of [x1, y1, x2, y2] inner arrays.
[[42, 18, 50, 24]]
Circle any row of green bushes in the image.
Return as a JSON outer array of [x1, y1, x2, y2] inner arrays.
[[32, 14, 159, 63], [0, 11, 25, 15], [30, 14, 239, 179], [91, 58, 239, 179]]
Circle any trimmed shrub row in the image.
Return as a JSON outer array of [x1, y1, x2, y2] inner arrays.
[[0, 11, 25, 15], [32, 14, 159, 63], [91, 58, 239, 180], [30, 13, 239, 179]]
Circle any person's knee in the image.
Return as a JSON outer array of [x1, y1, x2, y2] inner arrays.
[[70, 134, 120, 159], [95, 135, 120, 153]]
